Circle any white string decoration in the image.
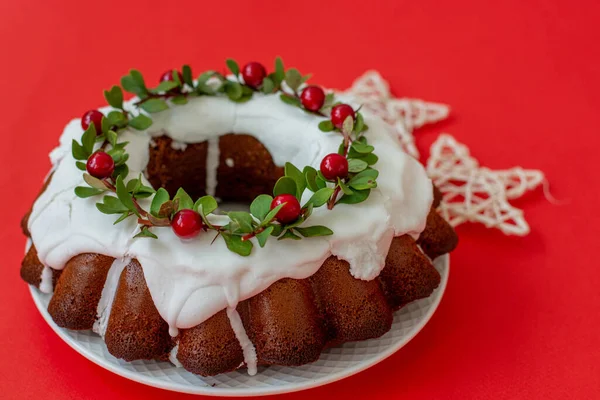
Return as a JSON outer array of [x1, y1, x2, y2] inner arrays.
[[346, 70, 449, 159], [345, 71, 546, 236], [426, 135, 544, 235]]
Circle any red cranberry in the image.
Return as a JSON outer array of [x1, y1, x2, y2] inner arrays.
[[300, 86, 325, 111], [160, 70, 184, 84], [86, 151, 115, 179], [171, 209, 203, 239], [320, 153, 349, 180], [241, 62, 267, 89], [331, 104, 355, 129], [81, 110, 104, 134], [270, 194, 301, 224]]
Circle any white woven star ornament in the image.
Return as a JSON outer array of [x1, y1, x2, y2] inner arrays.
[[426, 135, 544, 236], [346, 70, 449, 159], [345, 71, 545, 236]]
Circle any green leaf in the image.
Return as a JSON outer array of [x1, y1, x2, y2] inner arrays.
[[182, 65, 193, 87], [76, 161, 86, 170], [273, 176, 297, 197], [225, 81, 243, 100], [121, 69, 148, 97], [342, 115, 354, 135], [348, 158, 368, 173], [354, 152, 379, 166], [173, 188, 193, 210], [261, 203, 285, 226], [226, 59, 240, 78], [140, 98, 169, 113], [100, 195, 129, 213], [104, 85, 124, 109], [81, 125, 97, 154], [349, 168, 379, 183], [72, 140, 89, 160], [222, 233, 253, 256], [256, 226, 274, 247], [149, 188, 169, 217], [270, 224, 283, 236], [74, 186, 104, 198], [279, 93, 301, 107], [284, 68, 302, 92], [126, 177, 141, 193], [133, 226, 158, 239], [228, 211, 255, 233], [261, 76, 274, 93], [115, 175, 140, 217], [301, 73, 312, 84], [194, 195, 218, 215], [114, 164, 129, 180], [274, 57, 285, 83], [306, 187, 334, 207], [113, 212, 131, 224], [295, 225, 334, 237], [351, 141, 375, 154], [83, 173, 108, 190], [318, 120, 334, 132], [278, 230, 301, 240], [338, 188, 371, 205], [348, 177, 377, 190], [315, 175, 327, 189], [97, 196, 129, 214], [354, 112, 366, 133], [282, 215, 304, 229], [106, 130, 118, 147], [128, 114, 153, 130], [250, 194, 273, 221], [304, 166, 319, 192], [171, 95, 188, 105], [197, 70, 216, 85], [284, 162, 306, 200], [338, 178, 353, 195], [323, 93, 335, 108], [154, 80, 179, 92]]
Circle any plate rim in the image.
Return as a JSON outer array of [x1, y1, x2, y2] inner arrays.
[[29, 254, 449, 397]]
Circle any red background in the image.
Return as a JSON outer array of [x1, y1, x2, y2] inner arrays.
[[1, 1, 599, 399]]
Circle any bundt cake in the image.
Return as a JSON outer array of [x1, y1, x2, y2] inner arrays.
[[20, 60, 458, 377]]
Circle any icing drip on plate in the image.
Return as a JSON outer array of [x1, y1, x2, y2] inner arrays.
[[28, 93, 433, 338]]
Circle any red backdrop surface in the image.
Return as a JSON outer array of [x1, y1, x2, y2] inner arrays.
[[0, 1, 599, 399]]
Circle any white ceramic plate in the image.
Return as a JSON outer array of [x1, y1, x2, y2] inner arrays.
[[30, 254, 448, 397]]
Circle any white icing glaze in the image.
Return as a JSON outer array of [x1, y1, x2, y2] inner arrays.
[[39, 266, 53, 294], [225, 157, 235, 168], [226, 308, 257, 376], [28, 93, 433, 339], [170, 140, 188, 151], [169, 343, 183, 368], [205, 137, 220, 197], [93, 257, 131, 338]]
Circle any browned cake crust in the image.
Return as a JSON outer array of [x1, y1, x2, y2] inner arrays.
[[48, 253, 114, 330], [104, 259, 173, 361], [379, 235, 441, 310], [146, 134, 283, 202], [177, 309, 245, 376], [244, 278, 326, 366], [20, 245, 45, 287], [310, 256, 393, 346], [417, 208, 459, 259], [146, 136, 209, 199], [216, 134, 284, 203]]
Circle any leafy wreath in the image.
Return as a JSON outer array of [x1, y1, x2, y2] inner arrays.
[[72, 58, 379, 256]]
